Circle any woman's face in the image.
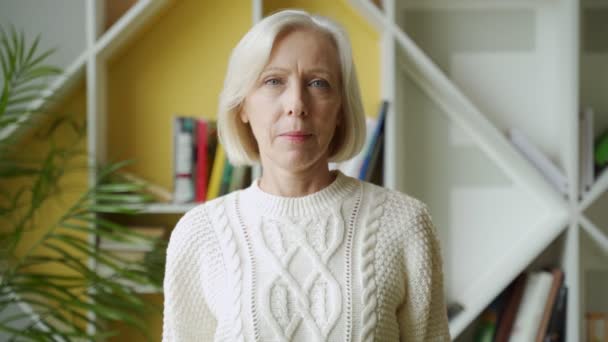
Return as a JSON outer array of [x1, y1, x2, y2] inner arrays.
[[240, 27, 342, 174]]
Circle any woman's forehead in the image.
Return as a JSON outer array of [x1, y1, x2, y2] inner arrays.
[[264, 28, 340, 73]]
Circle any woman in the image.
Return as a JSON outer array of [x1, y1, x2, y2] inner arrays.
[[162, 9, 450, 342]]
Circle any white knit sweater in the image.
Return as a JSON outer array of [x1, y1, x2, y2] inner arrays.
[[162, 170, 450, 341]]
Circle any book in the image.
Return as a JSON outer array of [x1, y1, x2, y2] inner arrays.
[[596, 129, 608, 168], [544, 284, 567, 342], [368, 137, 384, 185], [474, 296, 502, 342], [507, 128, 568, 197], [206, 121, 218, 191], [173, 116, 196, 203], [474, 314, 497, 342], [536, 268, 565, 341], [195, 118, 210, 202], [229, 165, 250, 193], [509, 270, 554, 342], [219, 160, 234, 196], [206, 143, 226, 201], [331, 116, 378, 178], [580, 107, 595, 196], [495, 273, 528, 342], [359, 100, 389, 180]]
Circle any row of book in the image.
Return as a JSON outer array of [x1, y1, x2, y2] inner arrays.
[[330, 100, 389, 183], [473, 268, 567, 342], [507, 108, 608, 199], [173, 100, 389, 204], [172, 116, 251, 204]]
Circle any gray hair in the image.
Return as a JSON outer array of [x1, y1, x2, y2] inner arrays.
[[217, 9, 366, 165]]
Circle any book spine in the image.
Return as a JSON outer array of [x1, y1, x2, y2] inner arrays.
[[508, 128, 568, 195], [206, 144, 226, 201], [596, 131, 608, 166], [219, 161, 234, 196], [584, 107, 594, 193], [544, 284, 567, 342], [579, 109, 588, 197], [509, 271, 554, 342], [496, 273, 527, 342], [535, 268, 564, 342], [173, 116, 196, 203], [339, 117, 376, 178], [229, 166, 248, 193], [195, 119, 208, 202], [359, 100, 389, 180]]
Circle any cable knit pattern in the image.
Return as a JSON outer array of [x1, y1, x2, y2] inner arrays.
[[360, 189, 385, 342], [162, 170, 450, 341], [208, 199, 245, 342]]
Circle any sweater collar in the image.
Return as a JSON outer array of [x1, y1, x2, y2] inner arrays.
[[241, 170, 358, 217]]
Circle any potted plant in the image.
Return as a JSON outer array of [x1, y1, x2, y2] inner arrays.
[[0, 26, 166, 341]]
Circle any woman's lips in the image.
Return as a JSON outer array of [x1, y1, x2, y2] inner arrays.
[[280, 131, 312, 142]]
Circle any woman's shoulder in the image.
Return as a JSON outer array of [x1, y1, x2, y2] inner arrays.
[[361, 181, 429, 217], [360, 181, 437, 241], [169, 191, 240, 242]]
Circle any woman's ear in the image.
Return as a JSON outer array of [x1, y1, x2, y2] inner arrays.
[[239, 109, 249, 123]]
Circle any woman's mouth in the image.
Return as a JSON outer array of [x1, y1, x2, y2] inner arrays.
[[280, 131, 312, 142]]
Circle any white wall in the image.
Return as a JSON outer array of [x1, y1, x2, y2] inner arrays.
[[0, 0, 86, 74]]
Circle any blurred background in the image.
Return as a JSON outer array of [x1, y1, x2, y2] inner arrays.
[[1, 0, 607, 341]]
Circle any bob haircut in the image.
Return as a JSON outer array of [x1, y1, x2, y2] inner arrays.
[[217, 9, 367, 166]]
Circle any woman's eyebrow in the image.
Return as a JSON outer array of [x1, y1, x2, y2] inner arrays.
[[261, 66, 336, 77], [261, 66, 289, 74], [307, 68, 336, 79]]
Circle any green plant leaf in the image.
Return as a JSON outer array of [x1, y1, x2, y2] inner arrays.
[[1, 27, 165, 339]]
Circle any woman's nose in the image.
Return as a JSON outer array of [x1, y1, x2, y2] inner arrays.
[[284, 81, 307, 117]]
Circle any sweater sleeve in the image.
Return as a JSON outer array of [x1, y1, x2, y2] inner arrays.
[[162, 209, 217, 342], [398, 203, 450, 342]]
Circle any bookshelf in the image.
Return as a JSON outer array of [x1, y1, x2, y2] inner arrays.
[[10, 0, 607, 340], [351, 0, 608, 340]]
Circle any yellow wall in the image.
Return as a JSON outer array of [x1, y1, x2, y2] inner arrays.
[[107, 0, 253, 191]]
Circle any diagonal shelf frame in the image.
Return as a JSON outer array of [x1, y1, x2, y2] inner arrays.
[[579, 214, 608, 255], [391, 23, 571, 338], [350, 0, 572, 338], [580, 168, 608, 212], [94, 0, 173, 62], [0, 51, 87, 147], [390, 25, 567, 213]]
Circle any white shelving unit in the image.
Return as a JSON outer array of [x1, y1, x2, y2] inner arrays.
[[9, 0, 607, 340], [353, 0, 608, 340]]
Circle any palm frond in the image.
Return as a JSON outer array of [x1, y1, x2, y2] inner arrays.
[[1, 25, 166, 341]]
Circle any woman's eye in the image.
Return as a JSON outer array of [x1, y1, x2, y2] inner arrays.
[[310, 79, 329, 88], [264, 78, 281, 86]]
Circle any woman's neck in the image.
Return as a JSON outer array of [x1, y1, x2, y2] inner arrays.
[[258, 162, 336, 197]]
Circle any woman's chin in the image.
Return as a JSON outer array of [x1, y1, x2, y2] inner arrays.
[[276, 155, 327, 173]]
